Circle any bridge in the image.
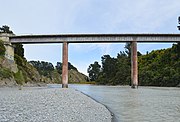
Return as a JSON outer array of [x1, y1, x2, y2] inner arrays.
[[1, 33, 180, 88]]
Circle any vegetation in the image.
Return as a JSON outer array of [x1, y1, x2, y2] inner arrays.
[[29, 61, 54, 77], [0, 36, 13, 80], [29, 60, 88, 83], [14, 54, 42, 85], [68, 69, 88, 83], [0, 25, 24, 59], [88, 43, 180, 87], [29, 61, 78, 77], [87, 61, 101, 81], [56, 62, 78, 74], [14, 70, 25, 85], [0, 68, 13, 79], [14, 44, 24, 58], [0, 25, 13, 34], [139, 43, 180, 86]]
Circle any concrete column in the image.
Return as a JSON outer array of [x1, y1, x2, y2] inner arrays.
[[62, 42, 68, 88], [131, 41, 138, 88]]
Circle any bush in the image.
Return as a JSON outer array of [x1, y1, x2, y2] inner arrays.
[[14, 70, 25, 85], [0, 40, 5, 56], [0, 68, 13, 79], [14, 54, 24, 66]]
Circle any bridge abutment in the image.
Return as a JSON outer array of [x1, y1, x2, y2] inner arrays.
[[62, 42, 68, 88], [131, 41, 138, 88], [0, 33, 14, 61]]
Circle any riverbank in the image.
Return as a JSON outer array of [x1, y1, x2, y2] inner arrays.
[[0, 87, 112, 122]]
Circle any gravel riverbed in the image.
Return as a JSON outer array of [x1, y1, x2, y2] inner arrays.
[[0, 87, 112, 122]]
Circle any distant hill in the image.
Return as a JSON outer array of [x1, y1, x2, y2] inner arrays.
[[29, 60, 89, 84]]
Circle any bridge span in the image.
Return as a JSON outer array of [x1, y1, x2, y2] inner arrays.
[[1, 33, 180, 88], [9, 33, 180, 43]]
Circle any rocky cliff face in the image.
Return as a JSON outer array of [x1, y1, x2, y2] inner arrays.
[[0, 57, 18, 87], [0, 56, 45, 87], [0, 56, 88, 87]]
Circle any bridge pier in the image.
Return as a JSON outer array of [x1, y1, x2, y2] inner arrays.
[[131, 41, 138, 88], [62, 42, 68, 88]]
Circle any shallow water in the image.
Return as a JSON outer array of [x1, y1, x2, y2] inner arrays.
[[69, 85, 180, 122]]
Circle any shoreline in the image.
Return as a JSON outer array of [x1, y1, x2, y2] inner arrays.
[[76, 89, 117, 122], [47, 84, 116, 121], [1, 82, 180, 88]]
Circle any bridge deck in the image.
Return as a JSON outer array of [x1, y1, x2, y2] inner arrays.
[[9, 34, 180, 43]]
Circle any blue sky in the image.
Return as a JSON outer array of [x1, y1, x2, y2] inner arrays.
[[0, 0, 180, 75]]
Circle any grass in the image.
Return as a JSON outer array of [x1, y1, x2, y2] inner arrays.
[[14, 70, 25, 85], [0, 68, 13, 79]]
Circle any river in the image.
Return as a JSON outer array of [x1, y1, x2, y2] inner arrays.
[[68, 84, 180, 122]]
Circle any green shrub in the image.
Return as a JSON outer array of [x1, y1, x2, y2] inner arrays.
[[14, 54, 24, 66], [14, 70, 25, 85], [0, 68, 13, 79]]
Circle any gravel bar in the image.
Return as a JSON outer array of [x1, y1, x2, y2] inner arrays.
[[0, 87, 112, 122]]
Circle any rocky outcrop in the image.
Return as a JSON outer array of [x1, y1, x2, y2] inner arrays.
[[0, 57, 18, 87], [0, 57, 18, 73], [0, 78, 17, 87], [68, 69, 88, 83]]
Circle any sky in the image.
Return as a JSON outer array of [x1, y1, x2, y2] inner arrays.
[[0, 0, 180, 75]]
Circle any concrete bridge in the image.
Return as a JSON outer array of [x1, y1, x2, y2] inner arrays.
[[1, 33, 180, 88]]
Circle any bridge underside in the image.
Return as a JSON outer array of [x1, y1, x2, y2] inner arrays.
[[9, 34, 180, 43], [5, 34, 180, 88]]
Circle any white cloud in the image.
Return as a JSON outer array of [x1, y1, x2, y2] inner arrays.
[[70, 43, 125, 57], [1, 0, 178, 75]]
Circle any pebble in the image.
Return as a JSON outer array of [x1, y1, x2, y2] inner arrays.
[[0, 87, 112, 122]]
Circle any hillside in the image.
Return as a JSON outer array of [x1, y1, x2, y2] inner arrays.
[[88, 43, 180, 87], [138, 43, 180, 86], [29, 61, 89, 84], [0, 39, 88, 87]]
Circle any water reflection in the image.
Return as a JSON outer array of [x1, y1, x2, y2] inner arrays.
[[70, 84, 180, 122]]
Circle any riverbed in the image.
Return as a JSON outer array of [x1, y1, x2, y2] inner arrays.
[[0, 87, 112, 122], [69, 85, 180, 122]]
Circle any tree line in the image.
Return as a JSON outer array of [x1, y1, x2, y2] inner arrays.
[[88, 43, 180, 87], [29, 61, 78, 77]]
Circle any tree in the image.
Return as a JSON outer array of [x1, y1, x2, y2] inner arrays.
[[56, 62, 62, 74], [87, 61, 101, 81], [88, 43, 180, 86], [100, 55, 117, 84], [0, 25, 24, 58], [14, 44, 24, 58], [114, 51, 131, 85], [0, 25, 13, 34], [68, 62, 78, 71], [138, 43, 180, 86], [55, 62, 78, 74], [125, 42, 131, 58], [29, 61, 54, 77]]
